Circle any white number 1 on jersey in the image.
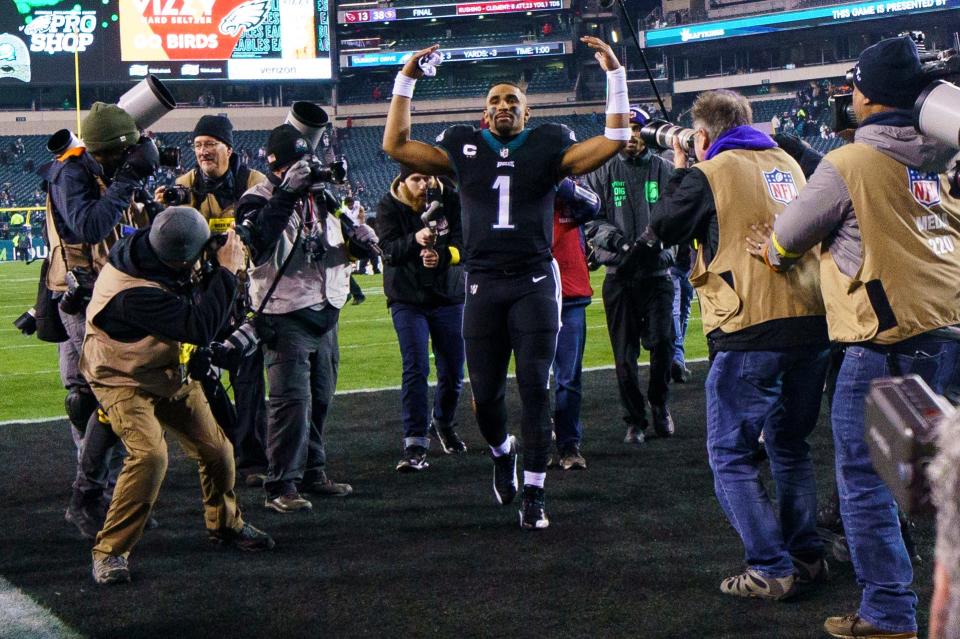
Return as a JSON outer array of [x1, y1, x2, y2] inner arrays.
[[492, 175, 515, 229]]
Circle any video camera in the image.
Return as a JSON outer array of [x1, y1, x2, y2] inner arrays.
[[829, 31, 960, 134], [865, 374, 955, 515]]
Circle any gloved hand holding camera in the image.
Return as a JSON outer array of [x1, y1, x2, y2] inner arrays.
[[278, 159, 314, 196]]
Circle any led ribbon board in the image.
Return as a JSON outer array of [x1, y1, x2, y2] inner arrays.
[[643, 0, 960, 47]]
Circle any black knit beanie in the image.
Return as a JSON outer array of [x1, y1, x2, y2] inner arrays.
[[852, 36, 923, 110], [192, 115, 234, 147]]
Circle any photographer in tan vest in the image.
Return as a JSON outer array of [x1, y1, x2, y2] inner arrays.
[[752, 36, 960, 639], [39, 103, 158, 539], [651, 89, 830, 603], [79, 207, 274, 585]]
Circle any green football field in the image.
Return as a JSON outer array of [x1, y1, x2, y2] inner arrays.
[[0, 260, 707, 422]]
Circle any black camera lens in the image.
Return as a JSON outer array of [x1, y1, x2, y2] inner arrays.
[[13, 308, 37, 335], [160, 185, 192, 206]]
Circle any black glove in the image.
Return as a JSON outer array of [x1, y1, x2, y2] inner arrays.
[[772, 134, 809, 165], [118, 137, 160, 181]]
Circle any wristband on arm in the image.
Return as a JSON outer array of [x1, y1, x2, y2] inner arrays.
[[604, 67, 630, 140], [393, 72, 417, 99]]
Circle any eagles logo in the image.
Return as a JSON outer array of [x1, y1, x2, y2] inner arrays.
[[218, 0, 271, 37], [21, 14, 54, 37]]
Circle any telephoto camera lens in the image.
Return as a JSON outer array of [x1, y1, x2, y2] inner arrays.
[[639, 119, 697, 152]]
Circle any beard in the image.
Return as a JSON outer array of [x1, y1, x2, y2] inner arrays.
[[488, 107, 523, 136]]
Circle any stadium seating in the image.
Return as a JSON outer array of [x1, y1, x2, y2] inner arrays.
[[0, 114, 842, 224]]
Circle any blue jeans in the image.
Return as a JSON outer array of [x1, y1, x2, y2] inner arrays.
[[832, 337, 960, 632], [390, 303, 465, 449], [706, 347, 829, 578], [553, 302, 588, 448], [670, 266, 694, 366]]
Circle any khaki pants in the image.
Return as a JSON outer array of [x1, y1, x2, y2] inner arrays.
[[90, 381, 243, 560]]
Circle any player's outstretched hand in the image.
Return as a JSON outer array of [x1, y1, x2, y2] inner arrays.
[[580, 36, 621, 71], [401, 45, 440, 80]]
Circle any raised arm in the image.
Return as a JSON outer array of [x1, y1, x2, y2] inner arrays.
[[560, 36, 630, 177], [382, 45, 454, 176]]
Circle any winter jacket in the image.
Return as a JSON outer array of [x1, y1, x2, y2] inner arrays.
[[376, 177, 465, 307]]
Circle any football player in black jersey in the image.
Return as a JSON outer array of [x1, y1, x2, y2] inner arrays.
[[383, 36, 629, 530]]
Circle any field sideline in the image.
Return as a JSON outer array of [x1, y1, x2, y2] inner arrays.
[[0, 260, 707, 422]]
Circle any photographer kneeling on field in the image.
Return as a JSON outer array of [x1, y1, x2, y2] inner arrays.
[[80, 207, 274, 585], [236, 123, 380, 513]]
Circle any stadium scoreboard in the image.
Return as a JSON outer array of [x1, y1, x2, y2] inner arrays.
[[338, 0, 567, 24], [343, 40, 568, 68]]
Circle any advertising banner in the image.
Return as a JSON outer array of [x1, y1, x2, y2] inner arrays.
[[0, 0, 120, 85], [643, 0, 960, 47], [120, 0, 333, 79]]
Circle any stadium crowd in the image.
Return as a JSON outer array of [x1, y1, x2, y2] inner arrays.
[[16, 30, 960, 639]]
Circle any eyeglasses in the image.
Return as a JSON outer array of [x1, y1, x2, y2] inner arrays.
[[193, 142, 223, 151]]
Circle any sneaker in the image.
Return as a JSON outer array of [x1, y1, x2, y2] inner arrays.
[[491, 435, 519, 505], [300, 472, 353, 497], [396, 446, 429, 472], [823, 614, 917, 638], [719, 568, 796, 600], [92, 555, 130, 585], [671, 361, 692, 383], [65, 501, 103, 540], [519, 485, 549, 530], [264, 492, 313, 513], [430, 422, 467, 454], [209, 523, 276, 551], [243, 473, 267, 488], [651, 404, 675, 438], [623, 424, 646, 445], [351, 295, 366, 306], [792, 555, 830, 585], [558, 444, 587, 471]]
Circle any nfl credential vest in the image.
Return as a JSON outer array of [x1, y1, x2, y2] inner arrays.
[[176, 166, 265, 234], [693, 147, 825, 334], [79, 263, 182, 397], [45, 149, 148, 292], [821, 143, 960, 344]]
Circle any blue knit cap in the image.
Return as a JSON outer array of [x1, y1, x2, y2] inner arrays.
[[852, 36, 923, 110]]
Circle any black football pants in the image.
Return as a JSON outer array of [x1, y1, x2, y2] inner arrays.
[[463, 261, 561, 475], [602, 273, 675, 428]]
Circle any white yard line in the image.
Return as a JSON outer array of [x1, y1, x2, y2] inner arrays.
[[0, 576, 84, 639], [0, 359, 710, 425]]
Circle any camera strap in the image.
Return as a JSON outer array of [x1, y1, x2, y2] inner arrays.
[[252, 221, 303, 317]]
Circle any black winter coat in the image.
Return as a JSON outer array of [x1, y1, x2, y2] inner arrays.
[[375, 177, 464, 307]]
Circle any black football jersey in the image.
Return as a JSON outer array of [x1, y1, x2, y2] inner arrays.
[[435, 123, 576, 272]]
